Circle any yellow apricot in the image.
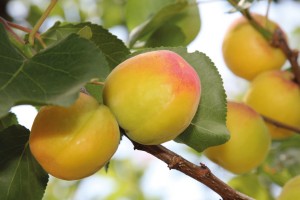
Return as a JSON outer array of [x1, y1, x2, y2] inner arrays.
[[243, 70, 300, 139], [222, 13, 286, 80], [204, 101, 270, 174], [29, 93, 120, 180], [103, 50, 201, 145]]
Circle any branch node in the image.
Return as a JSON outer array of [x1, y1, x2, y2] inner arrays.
[[200, 162, 207, 169], [168, 156, 181, 169]]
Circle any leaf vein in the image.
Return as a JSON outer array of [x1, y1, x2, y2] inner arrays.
[[0, 62, 25, 92]]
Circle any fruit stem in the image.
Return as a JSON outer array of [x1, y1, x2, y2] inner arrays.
[[89, 81, 105, 86], [130, 138, 254, 200], [28, 0, 57, 46], [243, 10, 273, 41]]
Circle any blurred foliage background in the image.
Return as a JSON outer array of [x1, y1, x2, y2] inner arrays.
[[2, 0, 300, 200]]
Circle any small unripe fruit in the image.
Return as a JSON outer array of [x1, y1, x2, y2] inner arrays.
[[243, 70, 300, 139], [103, 50, 201, 145], [29, 93, 120, 180], [204, 101, 271, 174], [222, 13, 286, 80], [277, 175, 300, 200]]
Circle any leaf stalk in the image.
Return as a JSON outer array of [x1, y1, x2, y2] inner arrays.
[[28, 0, 58, 46]]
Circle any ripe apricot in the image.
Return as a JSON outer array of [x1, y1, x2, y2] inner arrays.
[[29, 93, 120, 180], [103, 50, 201, 145], [204, 101, 270, 174], [222, 14, 286, 80]]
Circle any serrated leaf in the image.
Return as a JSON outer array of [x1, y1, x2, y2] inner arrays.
[[40, 22, 130, 103], [0, 24, 107, 118], [41, 22, 130, 69], [126, 0, 201, 48], [0, 112, 18, 131], [130, 47, 229, 152], [0, 125, 49, 200]]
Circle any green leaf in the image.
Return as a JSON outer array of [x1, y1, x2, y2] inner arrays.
[[260, 135, 300, 186], [0, 125, 49, 200], [26, 5, 43, 27], [85, 83, 104, 103], [130, 47, 229, 152], [125, 0, 174, 31], [126, 0, 201, 48], [145, 23, 186, 47], [40, 22, 130, 103], [41, 22, 130, 69], [0, 24, 107, 118], [0, 112, 18, 131]]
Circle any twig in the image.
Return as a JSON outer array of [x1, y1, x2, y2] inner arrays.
[[262, 115, 300, 133], [6, 20, 47, 48], [28, 0, 57, 46], [0, 17, 24, 44], [0, 17, 46, 48], [131, 140, 254, 200], [271, 28, 300, 86]]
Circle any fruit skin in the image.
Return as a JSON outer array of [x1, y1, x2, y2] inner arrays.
[[277, 175, 300, 200], [29, 93, 120, 180], [222, 13, 286, 80], [103, 50, 201, 145], [243, 70, 300, 139], [204, 101, 271, 174]]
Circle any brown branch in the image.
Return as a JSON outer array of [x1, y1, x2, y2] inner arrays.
[[131, 140, 254, 200], [262, 115, 300, 133], [271, 28, 300, 86]]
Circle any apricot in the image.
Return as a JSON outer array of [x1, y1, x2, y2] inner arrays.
[[243, 70, 300, 139], [204, 101, 271, 174], [103, 50, 201, 145], [277, 175, 300, 200], [29, 93, 120, 180], [222, 13, 286, 80]]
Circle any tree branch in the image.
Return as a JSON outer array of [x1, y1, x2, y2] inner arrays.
[[262, 115, 300, 133], [271, 28, 300, 86], [131, 140, 254, 200]]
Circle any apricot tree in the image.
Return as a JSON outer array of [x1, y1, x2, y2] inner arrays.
[[1, 0, 300, 200]]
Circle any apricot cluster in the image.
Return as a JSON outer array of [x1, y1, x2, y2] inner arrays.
[[29, 50, 201, 180], [221, 13, 300, 140], [204, 13, 300, 179]]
